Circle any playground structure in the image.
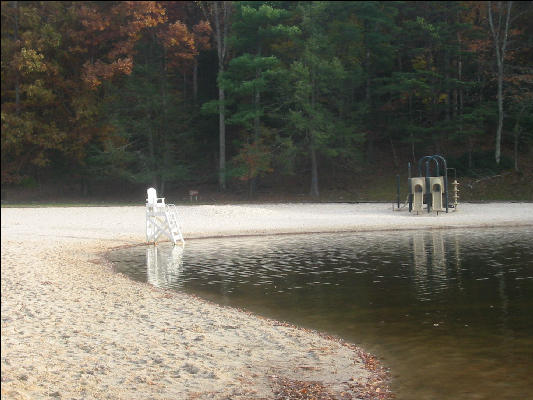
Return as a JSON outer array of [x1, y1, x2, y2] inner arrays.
[[146, 188, 185, 245], [396, 155, 459, 214]]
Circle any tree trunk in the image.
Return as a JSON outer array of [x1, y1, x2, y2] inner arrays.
[[390, 136, 399, 169], [145, 36, 158, 191], [160, 179, 165, 197], [409, 94, 415, 162], [513, 107, 524, 172], [254, 45, 262, 141], [183, 72, 187, 101], [513, 125, 519, 172], [218, 82, 226, 191], [148, 126, 157, 189], [411, 133, 416, 164], [161, 53, 169, 196], [211, 1, 230, 191], [432, 95, 441, 154], [193, 59, 198, 104], [13, 1, 20, 114], [468, 137, 473, 169], [310, 132, 319, 198], [254, 84, 261, 141], [488, 1, 512, 165], [309, 77, 319, 198], [364, 40, 372, 164], [366, 133, 374, 164], [458, 31, 463, 138], [249, 49, 263, 197], [365, 48, 371, 102], [80, 178, 90, 197], [445, 47, 451, 122], [208, 2, 227, 191], [495, 63, 504, 164]]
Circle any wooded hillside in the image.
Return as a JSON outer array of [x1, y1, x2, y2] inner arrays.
[[2, 1, 532, 201]]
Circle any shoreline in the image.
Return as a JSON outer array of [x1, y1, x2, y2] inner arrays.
[[2, 203, 533, 399]]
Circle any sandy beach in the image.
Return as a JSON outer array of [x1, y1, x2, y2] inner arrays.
[[2, 202, 533, 399]]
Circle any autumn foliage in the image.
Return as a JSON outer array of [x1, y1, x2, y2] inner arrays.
[[1, 1, 532, 195], [1, 1, 210, 185]]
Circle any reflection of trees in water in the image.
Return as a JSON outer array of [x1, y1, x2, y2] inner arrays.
[[146, 245, 184, 289]]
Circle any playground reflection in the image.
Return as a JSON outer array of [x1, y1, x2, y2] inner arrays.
[[411, 230, 455, 300]]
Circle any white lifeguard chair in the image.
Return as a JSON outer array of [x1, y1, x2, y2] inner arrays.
[[146, 188, 185, 245]]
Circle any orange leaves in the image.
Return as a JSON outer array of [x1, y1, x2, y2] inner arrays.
[[163, 21, 192, 48], [116, 1, 166, 39], [83, 58, 134, 89], [77, 2, 211, 85], [78, 4, 111, 33], [159, 19, 212, 71], [193, 20, 212, 51], [77, 1, 166, 88], [159, 21, 196, 61], [232, 140, 274, 182]]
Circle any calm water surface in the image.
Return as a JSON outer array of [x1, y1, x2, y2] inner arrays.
[[109, 227, 533, 400]]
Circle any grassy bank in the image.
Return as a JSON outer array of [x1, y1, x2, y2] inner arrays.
[[2, 153, 532, 206], [2, 171, 531, 208]]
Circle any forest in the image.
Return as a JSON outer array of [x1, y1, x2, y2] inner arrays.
[[2, 1, 532, 201]]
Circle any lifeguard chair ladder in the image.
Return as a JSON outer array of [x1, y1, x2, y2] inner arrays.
[[146, 188, 185, 245]]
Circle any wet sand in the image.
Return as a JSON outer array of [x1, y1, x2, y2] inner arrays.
[[2, 202, 532, 399]]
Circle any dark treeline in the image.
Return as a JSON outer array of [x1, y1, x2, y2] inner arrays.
[[2, 1, 532, 198]]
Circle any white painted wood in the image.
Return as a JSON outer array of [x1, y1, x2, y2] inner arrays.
[[146, 188, 185, 245]]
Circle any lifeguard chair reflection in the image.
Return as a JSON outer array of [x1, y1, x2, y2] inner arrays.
[[146, 245, 184, 289]]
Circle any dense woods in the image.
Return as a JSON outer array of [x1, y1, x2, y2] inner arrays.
[[2, 1, 532, 200]]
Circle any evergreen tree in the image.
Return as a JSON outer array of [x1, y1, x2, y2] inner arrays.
[[221, 1, 299, 195]]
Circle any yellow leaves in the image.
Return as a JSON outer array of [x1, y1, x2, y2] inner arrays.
[[411, 55, 427, 71], [132, 2, 167, 28], [160, 21, 195, 53], [17, 48, 46, 74], [1, 110, 66, 162], [114, 57, 134, 75], [0, 112, 32, 146], [23, 80, 56, 103]]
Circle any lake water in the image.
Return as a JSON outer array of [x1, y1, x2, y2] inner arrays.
[[109, 227, 533, 400]]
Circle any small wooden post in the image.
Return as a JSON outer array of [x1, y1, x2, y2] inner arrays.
[[189, 190, 199, 202]]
